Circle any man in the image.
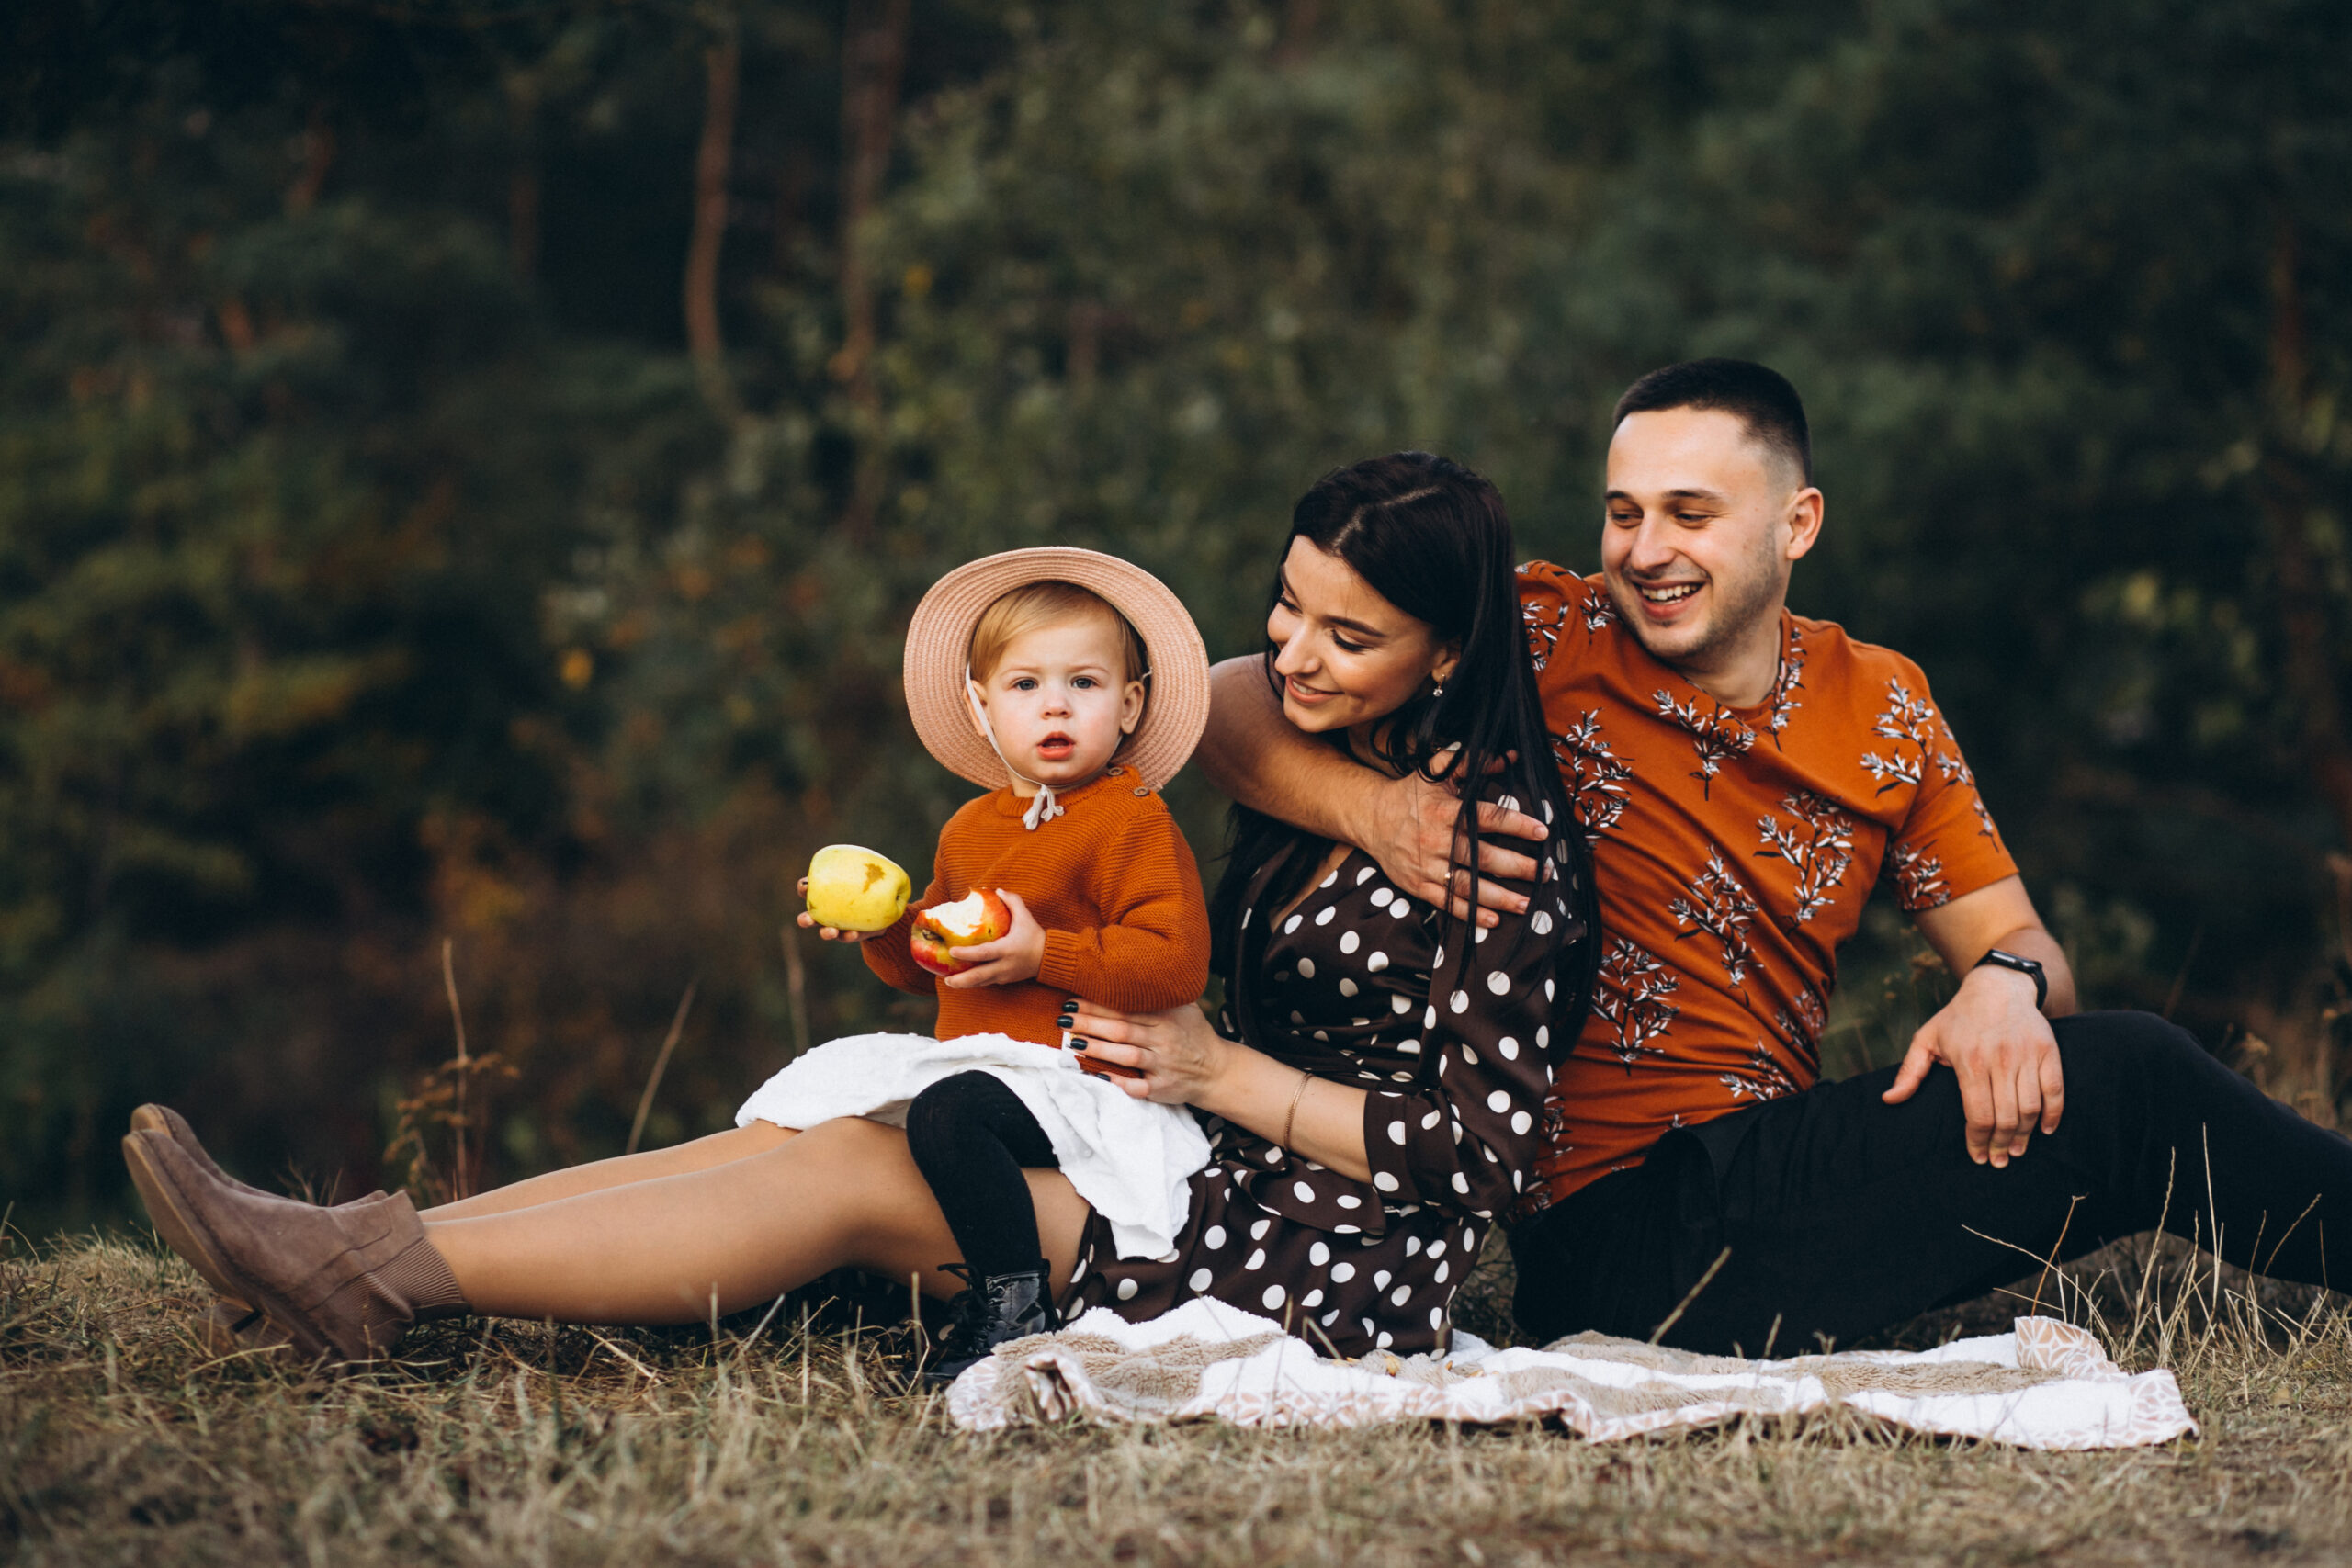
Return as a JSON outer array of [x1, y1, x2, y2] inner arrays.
[[1200, 359, 2352, 1353]]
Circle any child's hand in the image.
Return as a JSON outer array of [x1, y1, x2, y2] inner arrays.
[[797, 876, 878, 944], [940, 889, 1046, 988]]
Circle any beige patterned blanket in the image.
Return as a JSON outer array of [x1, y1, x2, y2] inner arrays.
[[945, 1299, 2195, 1450]]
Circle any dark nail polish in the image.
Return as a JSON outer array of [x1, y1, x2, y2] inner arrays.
[[1056, 1014, 1074, 1028]]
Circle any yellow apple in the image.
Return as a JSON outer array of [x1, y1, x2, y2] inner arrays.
[[804, 844, 913, 932]]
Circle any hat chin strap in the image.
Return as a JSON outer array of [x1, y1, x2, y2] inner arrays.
[[967, 672, 1065, 830]]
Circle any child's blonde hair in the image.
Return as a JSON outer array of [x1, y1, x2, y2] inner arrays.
[[968, 581, 1148, 689]]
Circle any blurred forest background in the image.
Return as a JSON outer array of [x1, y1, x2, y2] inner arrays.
[[3, 0, 2347, 1230]]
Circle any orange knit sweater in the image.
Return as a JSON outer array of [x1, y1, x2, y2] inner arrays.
[[863, 764, 1212, 1048]]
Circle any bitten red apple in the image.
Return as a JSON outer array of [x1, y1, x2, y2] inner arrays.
[[910, 888, 1012, 976]]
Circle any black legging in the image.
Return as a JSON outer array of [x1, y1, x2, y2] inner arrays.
[[905, 1071, 1058, 1281], [1511, 1010, 2352, 1355]]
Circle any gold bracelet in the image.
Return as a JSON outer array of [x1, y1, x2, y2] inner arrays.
[[1281, 1068, 1313, 1152]]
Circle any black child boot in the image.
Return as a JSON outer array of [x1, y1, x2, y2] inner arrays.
[[922, 1260, 1061, 1388]]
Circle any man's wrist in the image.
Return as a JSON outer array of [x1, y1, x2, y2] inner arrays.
[[1348, 773, 1398, 859], [1969, 949, 2048, 1011]]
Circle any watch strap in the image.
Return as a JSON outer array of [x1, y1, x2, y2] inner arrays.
[[1974, 948, 2048, 1011]]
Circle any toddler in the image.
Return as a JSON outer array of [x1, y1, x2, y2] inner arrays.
[[734, 547, 1213, 1381]]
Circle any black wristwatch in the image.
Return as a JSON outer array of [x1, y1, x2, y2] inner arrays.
[[1973, 948, 2048, 1011]]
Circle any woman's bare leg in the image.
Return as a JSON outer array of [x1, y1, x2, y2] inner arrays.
[[421, 1122, 798, 1222], [424, 1117, 1092, 1324]]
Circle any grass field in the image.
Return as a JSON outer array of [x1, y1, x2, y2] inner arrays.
[[4, 1227, 2348, 1567]]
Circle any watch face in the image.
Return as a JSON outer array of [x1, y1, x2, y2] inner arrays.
[[1978, 949, 2047, 1007]]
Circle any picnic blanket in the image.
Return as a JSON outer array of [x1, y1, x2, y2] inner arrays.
[[945, 1297, 2196, 1450]]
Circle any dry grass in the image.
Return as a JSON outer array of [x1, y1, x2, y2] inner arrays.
[[4, 1230, 2349, 1567]]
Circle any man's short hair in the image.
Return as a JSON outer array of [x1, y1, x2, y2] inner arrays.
[[1612, 359, 1812, 484]]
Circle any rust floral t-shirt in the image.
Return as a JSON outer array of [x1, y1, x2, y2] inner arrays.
[[1519, 564, 2018, 1206]]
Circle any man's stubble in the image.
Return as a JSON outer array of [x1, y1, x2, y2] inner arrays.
[[1607, 518, 1790, 691]]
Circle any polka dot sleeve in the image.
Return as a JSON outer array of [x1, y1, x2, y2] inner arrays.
[[1360, 838, 1567, 1220]]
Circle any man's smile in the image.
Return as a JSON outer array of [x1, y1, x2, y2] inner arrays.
[[1626, 577, 1707, 623]]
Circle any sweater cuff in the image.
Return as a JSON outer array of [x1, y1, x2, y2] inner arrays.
[[1036, 928, 1092, 996], [861, 909, 931, 991]]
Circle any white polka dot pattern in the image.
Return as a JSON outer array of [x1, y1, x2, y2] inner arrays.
[[1074, 830, 1580, 1363]]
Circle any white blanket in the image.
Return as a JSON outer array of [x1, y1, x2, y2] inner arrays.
[[735, 1032, 1209, 1259], [946, 1297, 2197, 1450]]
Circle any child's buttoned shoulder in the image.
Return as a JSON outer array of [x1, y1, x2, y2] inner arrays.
[[1084, 769, 1182, 840]]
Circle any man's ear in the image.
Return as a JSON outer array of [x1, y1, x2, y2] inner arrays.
[[1783, 485, 1826, 563]]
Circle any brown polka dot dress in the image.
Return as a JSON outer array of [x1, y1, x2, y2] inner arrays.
[[1064, 824, 1589, 1357]]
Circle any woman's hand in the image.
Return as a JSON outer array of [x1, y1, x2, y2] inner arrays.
[[940, 890, 1046, 988], [796, 876, 878, 943], [1072, 998, 1374, 1179], [1063, 998, 1232, 1104]]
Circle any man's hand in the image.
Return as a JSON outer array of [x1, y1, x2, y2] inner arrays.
[[1883, 964, 2062, 1167], [1365, 769, 1545, 928], [1199, 656, 1548, 925], [940, 889, 1046, 988], [1896, 879, 2078, 1166]]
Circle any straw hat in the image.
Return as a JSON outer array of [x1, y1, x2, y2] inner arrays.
[[903, 547, 1210, 794]]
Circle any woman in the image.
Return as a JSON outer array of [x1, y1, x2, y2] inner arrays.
[[1063, 452, 1598, 1353], [122, 453, 1596, 1365]]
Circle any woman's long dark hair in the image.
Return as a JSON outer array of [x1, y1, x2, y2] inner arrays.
[[1210, 452, 1600, 1062]]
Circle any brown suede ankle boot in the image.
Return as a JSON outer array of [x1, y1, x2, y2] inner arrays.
[[187, 1192, 414, 1358], [123, 1129, 467, 1366], [130, 1105, 397, 1337]]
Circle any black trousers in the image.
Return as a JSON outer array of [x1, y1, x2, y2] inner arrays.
[[1511, 1010, 2352, 1355]]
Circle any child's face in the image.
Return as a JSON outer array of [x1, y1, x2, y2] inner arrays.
[[969, 615, 1145, 794]]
